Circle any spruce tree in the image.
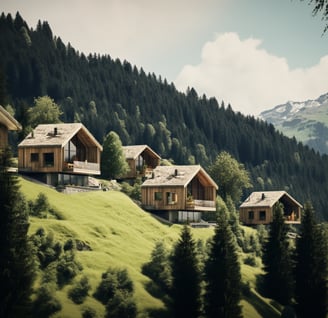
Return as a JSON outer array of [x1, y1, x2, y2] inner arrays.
[[262, 203, 294, 305], [170, 225, 201, 318], [0, 147, 35, 318], [294, 202, 328, 318], [204, 210, 242, 318]]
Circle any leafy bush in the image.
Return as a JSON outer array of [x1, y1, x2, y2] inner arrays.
[[82, 306, 98, 318], [56, 250, 83, 288], [94, 268, 134, 305], [68, 276, 91, 304], [105, 290, 137, 318], [32, 284, 62, 318]]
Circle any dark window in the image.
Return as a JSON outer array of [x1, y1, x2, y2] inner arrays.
[[31, 153, 39, 162], [43, 153, 54, 167], [259, 211, 266, 221], [154, 192, 162, 201], [248, 211, 254, 220]]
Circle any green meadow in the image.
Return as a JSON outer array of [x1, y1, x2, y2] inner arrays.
[[20, 177, 281, 318]]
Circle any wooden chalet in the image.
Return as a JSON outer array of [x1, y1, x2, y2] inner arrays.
[[122, 145, 161, 179], [141, 165, 218, 223], [0, 105, 22, 150], [18, 123, 102, 186], [239, 191, 302, 225]]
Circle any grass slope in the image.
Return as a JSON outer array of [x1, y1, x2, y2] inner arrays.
[[20, 177, 280, 318]]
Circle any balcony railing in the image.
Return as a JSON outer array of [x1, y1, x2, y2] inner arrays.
[[186, 199, 216, 211], [64, 160, 100, 175]]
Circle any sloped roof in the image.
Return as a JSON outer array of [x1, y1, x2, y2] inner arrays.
[[240, 191, 302, 208], [18, 123, 102, 150], [122, 145, 161, 160], [0, 105, 22, 130], [141, 165, 218, 189]]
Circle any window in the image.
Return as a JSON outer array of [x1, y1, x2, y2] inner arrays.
[[259, 211, 266, 221], [248, 211, 254, 220], [43, 153, 54, 167], [154, 192, 162, 201], [166, 192, 177, 205], [31, 153, 39, 162]]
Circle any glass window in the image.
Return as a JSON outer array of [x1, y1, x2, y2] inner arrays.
[[43, 153, 54, 167], [259, 211, 266, 221], [248, 211, 254, 220], [154, 192, 162, 201], [31, 153, 39, 162], [166, 192, 177, 204]]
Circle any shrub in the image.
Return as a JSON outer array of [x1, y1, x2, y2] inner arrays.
[[56, 250, 83, 288], [244, 254, 258, 267], [82, 306, 98, 318], [32, 284, 62, 318], [94, 267, 134, 305], [105, 290, 137, 318], [68, 276, 91, 304]]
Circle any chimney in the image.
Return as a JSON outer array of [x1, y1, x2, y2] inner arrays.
[[261, 193, 265, 200], [151, 172, 155, 179], [174, 169, 178, 176], [54, 127, 58, 136]]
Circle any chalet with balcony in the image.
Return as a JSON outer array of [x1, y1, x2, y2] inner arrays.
[[18, 123, 102, 186], [239, 191, 302, 225], [122, 145, 161, 179], [0, 105, 22, 150], [141, 165, 218, 223]]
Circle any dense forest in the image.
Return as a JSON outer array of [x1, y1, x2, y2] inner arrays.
[[1, 12, 328, 220]]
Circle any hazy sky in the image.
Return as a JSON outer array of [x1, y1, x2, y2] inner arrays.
[[2, 0, 328, 115]]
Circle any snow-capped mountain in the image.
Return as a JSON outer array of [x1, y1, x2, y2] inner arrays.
[[260, 93, 328, 154]]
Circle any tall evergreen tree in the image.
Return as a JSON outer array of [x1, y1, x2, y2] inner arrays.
[[101, 131, 129, 180], [0, 147, 35, 318], [294, 202, 328, 318], [262, 203, 294, 305], [204, 210, 242, 318], [170, 225, 201, 318]]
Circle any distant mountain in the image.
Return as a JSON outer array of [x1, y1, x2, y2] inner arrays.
[[260, 93, 328, 154]]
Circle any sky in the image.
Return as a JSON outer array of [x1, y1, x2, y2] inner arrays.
[[2, 0, 328, 116]]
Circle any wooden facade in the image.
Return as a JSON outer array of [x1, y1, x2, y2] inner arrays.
[[18, 123, 102, 185], [0, 105, 22, 149], [239, 191, 302, 225], [141, 165, 218, 222], [122, 145, 161, 179]]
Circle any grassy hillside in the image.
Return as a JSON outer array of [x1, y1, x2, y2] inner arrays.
[[20, 177, 281, 318]]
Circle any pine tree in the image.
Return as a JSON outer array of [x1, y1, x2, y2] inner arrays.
[[0, 147, 35, 318], [262, 203, 294, 305], [204, 210, 242, 318], [101, 131, 129, 180], [294, 202, 328, 318], [170, 225, 201, 318]]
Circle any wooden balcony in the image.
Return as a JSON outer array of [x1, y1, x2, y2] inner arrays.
[[186, 199, 216, 211], [64, 160, 101, 175]]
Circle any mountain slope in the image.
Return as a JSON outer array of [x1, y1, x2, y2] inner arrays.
[[1, 12, 328, 221], [20, 177, 280, 318], [260, 93, 328, 154]]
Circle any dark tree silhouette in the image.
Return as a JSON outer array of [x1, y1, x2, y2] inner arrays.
[[294, 202, 328, 318], [170, 225, 201, 318], [204, 210, 242, 318], [262, 203, 294, 305], [0, 147, 35, 318]]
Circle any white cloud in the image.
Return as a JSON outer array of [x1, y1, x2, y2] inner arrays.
[[174, 32, 328, 116]]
